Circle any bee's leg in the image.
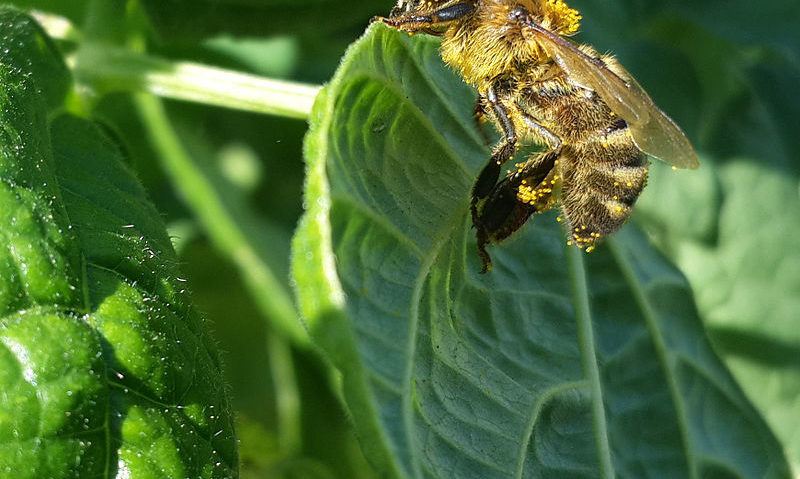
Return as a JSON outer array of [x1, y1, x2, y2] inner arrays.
[[471, 82, 519, 272], [472, 83, 517, 205], [422, 28, 445, 36], [480, 150, 560, 233], [474, 106, 565, 272], [371, 3, 476, 33], [474, 150, 561, 272], [518, 113, 562, 151]]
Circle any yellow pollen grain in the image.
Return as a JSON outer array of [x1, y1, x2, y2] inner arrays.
[[613, 181, 619, 186], [547, 0, 582, 33], [586, 245, 595, 253], [672, 166, 678, 171], [626, 182, 633, 187], [567, 241, 573, 246]]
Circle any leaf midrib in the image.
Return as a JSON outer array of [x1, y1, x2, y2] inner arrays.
[[566, 245, 615, 478], [607, 238, 699, 479]]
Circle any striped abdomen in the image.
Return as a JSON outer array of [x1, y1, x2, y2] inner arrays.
[[515, 79, 649, 251]]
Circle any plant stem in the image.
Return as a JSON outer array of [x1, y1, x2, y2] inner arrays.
[[133, 92, 308, 345], [38, 9, 321, 118], [266, 329, 302, 454], [77, 45, 321, 119]]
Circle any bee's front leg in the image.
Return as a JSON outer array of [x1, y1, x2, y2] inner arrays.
[[372, 2, 476, 33]]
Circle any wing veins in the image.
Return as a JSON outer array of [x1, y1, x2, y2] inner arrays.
[[521, 19, 699, 169]]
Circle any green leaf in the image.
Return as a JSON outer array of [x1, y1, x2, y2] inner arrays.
[[0, 10, 236, 478], [0, 6, 70, 110], [139, 0, 378, 41], [616, 0, 800, 468], [0, 1, 89, 37], [292, 24, 790, 478]]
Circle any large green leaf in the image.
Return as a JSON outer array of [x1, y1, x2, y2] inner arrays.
[[0, 10, 236, 478], [292, 24, 790, 478]]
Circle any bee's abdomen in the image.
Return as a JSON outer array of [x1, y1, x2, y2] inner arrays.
[[558, 116, 649, 250]]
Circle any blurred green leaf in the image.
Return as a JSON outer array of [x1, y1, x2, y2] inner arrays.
[[0, 7, 70, 110], [202, 35, 301, 78], [139, 0, 378, 41], [292, 24, 790, 478], [131, 93, 307, 344], [2, 0, 89, 27], [625, 3, 800, 472], [0, 9, 236, 477]]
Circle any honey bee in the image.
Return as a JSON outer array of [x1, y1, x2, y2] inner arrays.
[[373, 0, 698, 272]]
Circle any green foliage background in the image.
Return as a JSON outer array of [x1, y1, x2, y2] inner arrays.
[[0, 0, 799, 477]]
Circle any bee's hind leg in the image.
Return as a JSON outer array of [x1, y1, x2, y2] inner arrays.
[[474, 150, 560, 272]]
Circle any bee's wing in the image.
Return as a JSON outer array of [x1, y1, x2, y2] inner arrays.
[[525, 23, 699, 169]]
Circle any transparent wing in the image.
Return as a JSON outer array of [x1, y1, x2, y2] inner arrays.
[[524, 22, 699, 169]]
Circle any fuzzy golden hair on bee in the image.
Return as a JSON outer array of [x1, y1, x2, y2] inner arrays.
[[373, 0, 698, 273]]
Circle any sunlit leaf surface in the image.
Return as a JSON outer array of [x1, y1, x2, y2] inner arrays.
[[0, 9, 236, 478]]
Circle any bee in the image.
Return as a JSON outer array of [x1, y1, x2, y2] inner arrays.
[[373, 0, 699, 273]]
